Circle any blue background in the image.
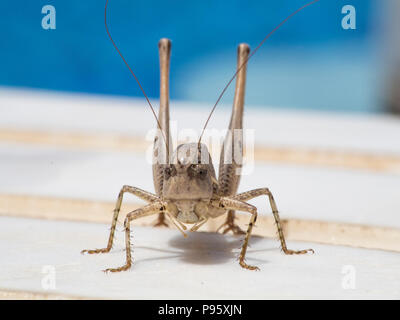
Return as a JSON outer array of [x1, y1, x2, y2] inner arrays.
[[0, 0, 386, 112]]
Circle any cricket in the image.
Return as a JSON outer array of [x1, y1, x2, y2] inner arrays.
[[81, 0, 319, 272]]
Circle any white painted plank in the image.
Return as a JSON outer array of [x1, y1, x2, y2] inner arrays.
[[1, 142, 399, 228], [0, 217, 398, 299], [1, 88, 400, 154]]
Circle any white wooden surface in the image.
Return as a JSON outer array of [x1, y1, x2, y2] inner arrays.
[[1, 142, 399, 228], [1, 88, 400, 227], [0, 216, 399, 299], [0, 88, 399, 299], [1, 88, 400, 154]]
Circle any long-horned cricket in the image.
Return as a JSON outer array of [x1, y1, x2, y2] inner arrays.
[[81, 0, 319, 272]]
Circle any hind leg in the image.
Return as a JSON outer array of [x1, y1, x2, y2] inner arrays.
[[216, 44, 250, 236], [153, 212, 169, 228]]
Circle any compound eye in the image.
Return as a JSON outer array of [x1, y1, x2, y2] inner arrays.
[[198, 169, 207, 177], [164, 165, 176, 179], [187, 164, 198, 178]]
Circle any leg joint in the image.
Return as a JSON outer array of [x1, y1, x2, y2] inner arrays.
[[258, 187, 271, 195], [248, 205, 257, 216], [122, 185, 134, 192]]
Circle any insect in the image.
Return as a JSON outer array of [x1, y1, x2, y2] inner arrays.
[[81, 0, 319, 272]]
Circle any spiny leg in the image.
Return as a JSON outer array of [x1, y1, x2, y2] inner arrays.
[[216, 197, 259, 270], [234, 188, 314, 255], [216, 210, 245, 235], [104, 201, 164, 273], [190, 217, 209, 232], [81, 185, 158, 255], [217, 44, 250, 236], [152, 39, 172, 229], [165, 212, 187, 237]]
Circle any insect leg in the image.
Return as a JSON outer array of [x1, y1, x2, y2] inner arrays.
[[190, 217, 209, 232], [215, 197, 259, 270], [153, 38, 172, 228], [81, 185, 158, 254], [234, 188, 314, 255], [217, 43, 250, 235], [104, 201, 164, 273], [216, 210, 245, 235], [165, 212, 188, 237]]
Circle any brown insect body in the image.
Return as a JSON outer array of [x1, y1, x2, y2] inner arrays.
[[162, 143, 223, 224], [81, 39, 314, 272]]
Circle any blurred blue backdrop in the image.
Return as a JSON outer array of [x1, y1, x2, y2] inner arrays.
[[0, 0, 390, 112]]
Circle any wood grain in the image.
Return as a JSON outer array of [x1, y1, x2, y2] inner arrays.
[[1, 128, 400, 173], [1, 193, 399, 253], [0, 288, 91, 300]]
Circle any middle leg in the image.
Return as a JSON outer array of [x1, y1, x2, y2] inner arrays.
[[104, 201, 164, 273], [215, 197, 259, 270], [234, 188, 314, 255]]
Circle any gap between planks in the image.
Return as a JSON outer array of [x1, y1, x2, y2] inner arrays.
[[1, 128, 400, 173], [0, 288, 92, 300], [0, 193, 399, 253]]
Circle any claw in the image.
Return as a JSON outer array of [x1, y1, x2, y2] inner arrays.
[[103, 264, 131, 273], [81, 248, 110, 255], [283, 248, 314, 255], [239, 260, 260, 271]]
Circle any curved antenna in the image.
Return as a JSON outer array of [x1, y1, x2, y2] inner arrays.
[[104, 0, 167, 146], [198, 0, 321, 144]]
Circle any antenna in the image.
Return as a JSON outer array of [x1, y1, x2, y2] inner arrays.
[[104, 0, 167, 146], [198, 0, 321, 144]]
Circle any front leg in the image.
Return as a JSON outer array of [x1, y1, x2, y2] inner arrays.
[[104, 201, 164, 273], [81, 185, 158, 255], [234, 188, 314, 255], [190, 217, 209, 232], [215, 197, 259, 271]]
